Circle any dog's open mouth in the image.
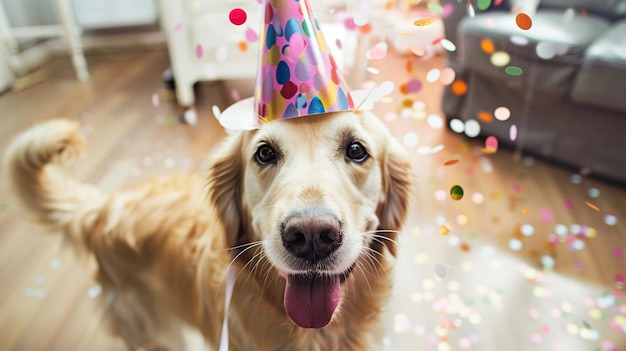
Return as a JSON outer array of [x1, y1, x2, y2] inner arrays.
[[282, 268, 353, 329]]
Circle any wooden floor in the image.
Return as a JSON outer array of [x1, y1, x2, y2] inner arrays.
[[0, 46, 624, 350]]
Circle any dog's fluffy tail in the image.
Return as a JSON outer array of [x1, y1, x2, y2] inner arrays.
[[3, 119, 103, 247]]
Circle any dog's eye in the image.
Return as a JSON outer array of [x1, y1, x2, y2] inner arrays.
[[254, 144, 278, 165], [346, 142, 369, 163]]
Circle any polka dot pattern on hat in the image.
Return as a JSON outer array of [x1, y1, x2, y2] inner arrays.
[[255, 0, 355, 123]]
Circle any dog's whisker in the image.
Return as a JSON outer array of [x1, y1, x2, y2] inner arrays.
[[216, 242, 264, 298], [239, 247, 265, 287], [360, 231, 400, 246], [353, 260, 375, 296]]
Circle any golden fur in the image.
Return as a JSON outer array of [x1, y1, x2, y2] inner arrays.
[[4, 111, 412, 351]]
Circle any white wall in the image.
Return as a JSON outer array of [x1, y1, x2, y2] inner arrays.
[[2, 0, 57, 27]]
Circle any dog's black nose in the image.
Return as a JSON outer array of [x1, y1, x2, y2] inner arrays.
[[281, 210, 343, 262]]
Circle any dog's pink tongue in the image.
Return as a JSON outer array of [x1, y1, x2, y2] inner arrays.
[[284, 274, 341, 329]]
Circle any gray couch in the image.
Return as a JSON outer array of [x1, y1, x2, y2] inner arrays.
[[440, 0, 626, 184]]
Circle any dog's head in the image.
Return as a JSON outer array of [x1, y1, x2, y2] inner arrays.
[[207, 111, 412, 328]]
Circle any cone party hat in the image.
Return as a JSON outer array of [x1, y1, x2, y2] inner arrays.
[[255, 0, 355, 123], [219, 0, 358, 130]]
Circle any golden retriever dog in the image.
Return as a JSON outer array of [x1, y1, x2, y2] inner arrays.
[[4, 111, 412, 350]]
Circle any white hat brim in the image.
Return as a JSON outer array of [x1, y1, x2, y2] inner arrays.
[[216, 82, 395, 132]]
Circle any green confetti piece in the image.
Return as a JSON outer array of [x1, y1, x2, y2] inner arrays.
[[450, 185, 464, 201], [477, 0, 492, 11], [505, 66, 524, 76], [427, 3, 444, 14]]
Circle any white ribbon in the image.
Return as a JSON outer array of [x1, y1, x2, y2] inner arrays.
[[218, 266, 235, 351]]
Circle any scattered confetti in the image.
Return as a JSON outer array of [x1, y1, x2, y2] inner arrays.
[[413, 18, 436, 27], [88, 285, 102, 298], [505, 66, 524, 76], [585, 201, 600, 212], [450, 185, 464, 201], [427, 3, 444, 14], [540, 207, 554, 224], [440, 39, 457, 52], [477, 0, 492, 11], [440, 67, 456, 85], [481, 38, 496, 54], [464, 119, 481, 138], [451, 80, 468, 95], [509, 238, 523, 251], [402, 132, 419, 148], [353, 9, 370, 26], [427, 114, 444, 129], [485, 136, 498, 152], [434, 264, 448, 279], [515, 13, 533, 30], [510, 35, 529, 46], [521, 224, 535, 236], [195, 44, 203, 58], [494, 106, 511, 121], [444, 159, 460, 166], [570, 174, 583, 184], [588, 188, 600, 198], [426, 69, 440, 83], [478, 111, 493, 122], [245, 28, 259, 42], [367, 46, 387, 60], [405, 79, 423, 93], [509, 124, 518, 141], [604, 213, 617, 226], [491, 51, 511, 67], [229, 8, 247, 25]]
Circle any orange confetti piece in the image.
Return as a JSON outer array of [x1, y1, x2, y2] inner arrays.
[[478, 111, 493, 122], [516, 13, 533, 30], [414, 18, 436, 27], [238, 41, 248, 52], [385, 0, 394, 11], [444, 159, 460, 166], [460, 243, 471, 252], [451, 80, 468, 95], [480, 38, 495, 54], [440, 224, 451, 236], [585, 201, 600, 211], [359, 23, 373, 34], [406, 59, 413, 73]]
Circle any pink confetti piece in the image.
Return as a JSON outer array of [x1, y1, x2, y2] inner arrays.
[[406, 78, 422, 93], [174, 22, 183, 31], [540, 207, 553, 224], [367, 45, 387, 60], [229, 8, 247, 25], [440, 67, 456, 85], [344, 17, 357, 30], [245, 28, 258, 42], [195, 44, 203, 58], [485, 135, 498, 152], [335, 38, 343, 49]]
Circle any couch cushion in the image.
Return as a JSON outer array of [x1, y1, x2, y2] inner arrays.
[[571, 19, 626, 114], [458, 11, 610, 96], [539, 0, 626, 21]]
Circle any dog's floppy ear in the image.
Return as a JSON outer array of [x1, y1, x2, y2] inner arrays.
[[205, 133, 249, 247], [377, 136, 413, 257]]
